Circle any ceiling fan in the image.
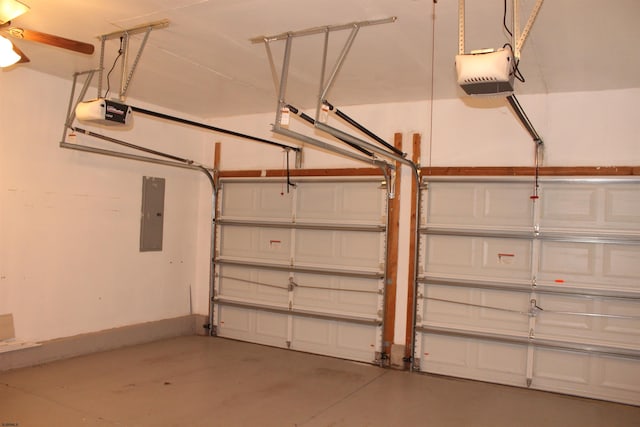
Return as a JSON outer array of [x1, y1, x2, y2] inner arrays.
[[0, 0, 94, 67]]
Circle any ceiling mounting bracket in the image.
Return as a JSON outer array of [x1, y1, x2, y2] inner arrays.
[[256, 16, 396, 116], [458, 0, 544, 59], [250, 16, 396, 44], [96, 19, 169, 101], [513, 0, 544, 59], [252, 17, 399, 170]]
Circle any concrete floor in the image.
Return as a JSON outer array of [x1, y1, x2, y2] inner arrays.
[[1, 336, 638, 427]]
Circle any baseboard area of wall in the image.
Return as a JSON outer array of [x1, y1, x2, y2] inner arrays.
[[0, 314, 210, 372]]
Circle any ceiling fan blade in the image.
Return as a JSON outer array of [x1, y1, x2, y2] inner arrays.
[[11, 41, 28, 62], [9, 27, 94, 55]]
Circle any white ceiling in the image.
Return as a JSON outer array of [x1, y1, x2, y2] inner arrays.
[[4, 0, 640, 118]]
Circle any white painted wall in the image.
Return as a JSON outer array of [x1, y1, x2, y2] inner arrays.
[[212, 89, 640, 170], [2, 67, 638, 346], [0, 69, 212, 342]]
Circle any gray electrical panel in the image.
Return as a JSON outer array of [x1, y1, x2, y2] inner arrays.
[[140, 176, 165, 252]]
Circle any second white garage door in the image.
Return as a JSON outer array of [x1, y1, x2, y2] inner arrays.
[[414, 177, 640, 405]]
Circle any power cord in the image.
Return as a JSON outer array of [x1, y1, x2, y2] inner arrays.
[[104, 36, 125, 99]]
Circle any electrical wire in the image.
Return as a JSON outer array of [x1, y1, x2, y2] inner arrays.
[[503, 0, 513, 37], [104, 36, 124, 100], [286, 150, 296, 192], [281, 149, 296, 194], [502, 1, 526, 83], [281, 149, 286, 195], [504, 42, 526, 83]]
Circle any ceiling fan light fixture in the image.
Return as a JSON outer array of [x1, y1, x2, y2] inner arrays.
[[0, 34, 20, 67], [0, 0, 29, 24]]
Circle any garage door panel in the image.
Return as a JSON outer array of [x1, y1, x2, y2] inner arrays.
[[541, 184, 640, 231], [534, 349, 640, 404], [296, 181, 383, 223], [482, 186, 533, 224], [539, 242, 594, 277], [427, 185, 476, 223], [218, 305, 251, 333], [336, 323, 377, 355], [221, 182, 292, 220], [481, 239, 531, 273], [422, 285, 529, 334], [533, 348, 590, 385], [603, 315, 640, 338], [605, 188, 640, 228], [538, 242, 640, 289], [422, 285, 474, 320], [603, 245, 640, 280], [296, 230, 382, 269], [535, 296, 640, 348], [217, 265, 253, 297], [426, 182, 532, 227], [600, 299, 640, 336], [293, 274, 380, 316], [291, 318, 377, 363], [422, 334, 527, 386], [477, 291, 529, 324], [601, 357, 640, 393], [477, 341, 527, 375], [421, 334, 469, 368], [425, 235, 531, 280], [541, 185, 597, 225], [424, 235, 474, 270], [255, 311, 290, 339], [220, 226, 291, 261], [292, 317, 331, 347], [218, 266, 289, 305], [535, 294, 594, 333], [217, 306, 288, 348]]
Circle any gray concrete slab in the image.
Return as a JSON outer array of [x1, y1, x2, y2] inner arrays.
[[1, 336, 638, 426]]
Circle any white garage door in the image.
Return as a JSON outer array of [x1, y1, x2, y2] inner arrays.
[[414, 176, 640, 405], [212, 177, 387, 363]]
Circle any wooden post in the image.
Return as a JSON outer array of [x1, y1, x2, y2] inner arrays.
[[382, 133, 402, 361], [214, 142, 221, 186], [405, 133, 421, 362]]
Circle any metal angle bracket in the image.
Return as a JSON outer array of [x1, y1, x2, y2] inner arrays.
[[294, 146, 303, 169], [97, 19, 170, 101], [62, 68, 100, 141], [513, 0, 545, 59]]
